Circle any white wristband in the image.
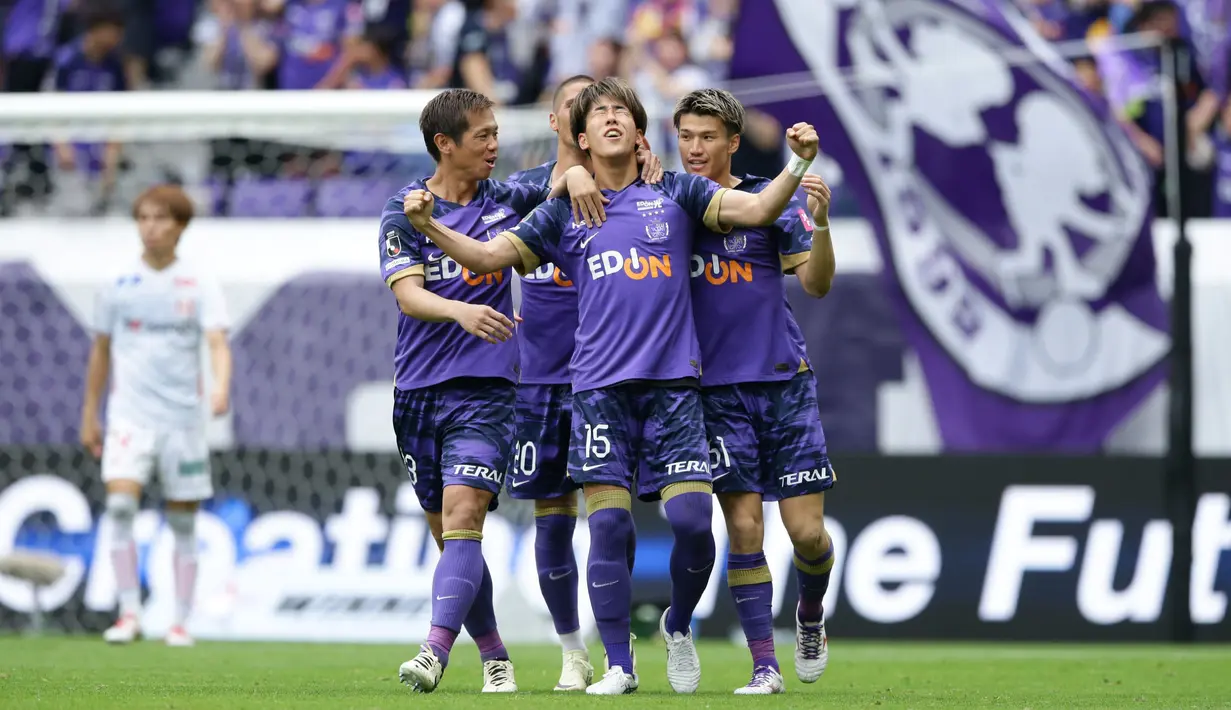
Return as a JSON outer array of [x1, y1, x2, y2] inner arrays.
[[787, 153, 813, 178]]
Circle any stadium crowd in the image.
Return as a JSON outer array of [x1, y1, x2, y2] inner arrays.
[[1, 0, 766, 217], [2, 0, 1229, 218]]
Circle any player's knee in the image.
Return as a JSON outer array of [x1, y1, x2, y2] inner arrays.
[[585, 489, 634, 551], [441, 486, 490, 531], [787, 519, 829, 559], [662, 483, 714, 542], [725, 512, 764, 553], [106, 492, 138, 524], [165, 509, 196, 538]]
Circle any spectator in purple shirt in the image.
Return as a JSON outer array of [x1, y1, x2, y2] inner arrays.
[[51, 7, 127, 214], [345, 24, 407, 89], [265, 0, 361, 89], [451, 0, 519, 104], [122, 0, 199, 87], [201, 0, 278, 89]]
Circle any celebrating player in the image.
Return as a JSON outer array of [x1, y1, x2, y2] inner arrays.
[[505, 74, 663, 692], [675, 88, 837, 694], [383, 88, 600, 694], [401, 77, 819, 695], [81, 185, 232, 648]]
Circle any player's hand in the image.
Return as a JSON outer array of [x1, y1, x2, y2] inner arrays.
[[453, 303, 515, 344], [513, 312, 524, 329], [211, 389, 230, 417], [565, 166, 608, 228], [402, 190, 435, 230], [635, 137, 664, 185], [800, 173, 831, 223], [80, 418, 103, 459], [786, 122, 819, 161]]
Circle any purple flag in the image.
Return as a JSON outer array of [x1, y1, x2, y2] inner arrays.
[[1181, 0, 1231, 97], [730, 0, 1169, 452]]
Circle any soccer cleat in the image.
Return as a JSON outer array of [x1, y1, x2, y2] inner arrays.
[[585, 667, 638, 695], [601, 632, 637, 675], [659, 608, 701, 694], [103, 614, 140, 644], [165, 625, 195, 647], [794, 615, 829, 683], [554, 649, 594, 691], [399, 645, 444, 693], [481, 659, 518, 693], [734, 666, 785, 695]]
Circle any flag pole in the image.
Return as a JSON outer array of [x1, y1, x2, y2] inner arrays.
[[1160, 37, 1196, 645]]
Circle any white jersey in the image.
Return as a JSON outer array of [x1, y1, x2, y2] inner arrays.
[[94, 258, 229, 429]]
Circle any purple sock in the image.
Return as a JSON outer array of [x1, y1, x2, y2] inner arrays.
[[427, 536, 485, 667], [535, 513, 581, 635], [795, 540, 834, 624], [464, 562, 508, 661], [463, 561, 497, 638], [663, 492, 716, 635], [727, 551, 778, 670], [586, 506, 634, 673], [425, 626, 459, 668]]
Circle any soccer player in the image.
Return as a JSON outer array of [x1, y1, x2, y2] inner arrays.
[[401, 77, 819, 695], [382, 88, 600, 694], [505, 74, 663, 692], [675, 88, 837, 694], [80, 185, 232, 648]]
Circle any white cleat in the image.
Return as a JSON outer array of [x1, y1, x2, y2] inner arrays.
[[659, 608, 701, 694], [734, 666, 785, 695], [585, 667, 638, 695], [794, 616, 829, 683], [165, 625, 195, 647], [481, 659, 518, 693], [103, 614, 140, 645], [554, 649, 594, 691], [399, 645, 444, 693], [602, 632, 637, 675]]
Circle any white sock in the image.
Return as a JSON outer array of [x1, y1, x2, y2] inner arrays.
[[559, 631, 586, 653], [106, 493, 141, 618], [165, 510, 198, 627]]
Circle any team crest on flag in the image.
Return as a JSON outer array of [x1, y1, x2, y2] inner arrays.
[[385, 232, 402, 258], [733, 0, 1169, 449], [645, 218, 669, 242]]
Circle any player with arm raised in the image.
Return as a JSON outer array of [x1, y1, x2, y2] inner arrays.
[[385, 88, 601, 694], [505, 74, 663, 693], [402, 77, 819, 695], [675, 89, 837, 695], [80, 185, 232, 648]]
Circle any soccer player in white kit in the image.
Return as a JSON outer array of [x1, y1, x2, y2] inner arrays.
[[79, 185, 232, 647]]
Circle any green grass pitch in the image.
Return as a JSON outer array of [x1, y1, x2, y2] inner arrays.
[[2, 637, 1230, 709]]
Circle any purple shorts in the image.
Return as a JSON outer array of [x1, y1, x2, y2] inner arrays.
[[569, 383, 712, 502], [702, 371, 835, 500], [392, 379, 515, 513], [508, 383, 579, 500]]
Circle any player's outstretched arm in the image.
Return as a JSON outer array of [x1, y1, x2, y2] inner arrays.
[[80, 335, 111, 459], [717, 122, 820, 228], [793, 173, 836, 298], [392, 274, 514, 344], [404, 190, 522, 274]]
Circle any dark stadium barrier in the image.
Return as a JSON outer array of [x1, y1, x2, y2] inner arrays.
[[1, 449, 1228, 642]]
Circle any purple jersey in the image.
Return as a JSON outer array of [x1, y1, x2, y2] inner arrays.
[[379, 178, 549, 390], [692, 176, 813, 386], [507, 160, 577, 385], [53, 41, 126, 92], [276, 0, 360, 89], [504, 171, 727, 391]]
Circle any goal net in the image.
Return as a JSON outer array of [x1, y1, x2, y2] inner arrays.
[[0, 89, 559, 219]]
